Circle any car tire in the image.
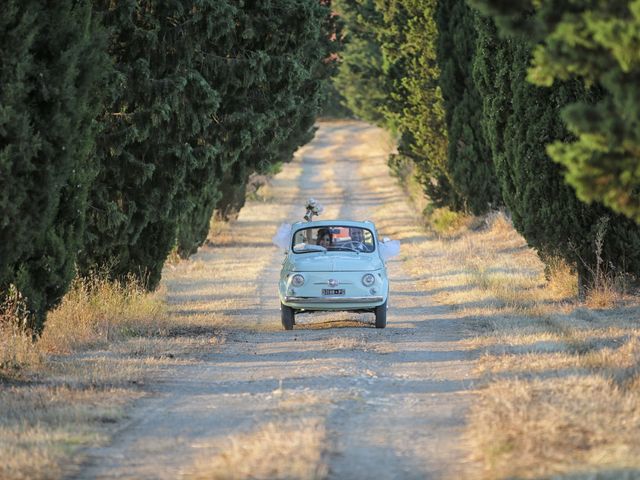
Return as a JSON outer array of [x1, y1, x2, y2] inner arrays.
[[281, 303, 295, 330], [374, 300, 387, 329]]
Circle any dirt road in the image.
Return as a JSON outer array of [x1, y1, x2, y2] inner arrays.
[[78, 121, 478, 479]]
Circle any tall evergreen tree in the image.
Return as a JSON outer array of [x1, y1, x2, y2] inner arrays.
[[472, 0, 640, 224], [81, 0, 226, 289], [0, 1, 109, 332], [81, 0, 338, 267], [436, 0, 500, 214], [374, 0, 461, 209], [333, 0, 390, 126], [335, 0, 465, 209], [210, 0, 339, 224], [473, 17, 640, 288]]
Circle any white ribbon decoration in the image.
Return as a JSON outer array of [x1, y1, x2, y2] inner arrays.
[[272, 223, 292, 251], [379, 239, 400, 261]]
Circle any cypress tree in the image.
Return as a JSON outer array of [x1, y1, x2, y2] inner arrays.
[[0, 1, 109, 332], [81, 0, 225, 289], [473, 17, 640, 288], [530, 1, 640, 225], [471, 0, 640, 224], [334, 0, 464, 209], [333, 0, 390, 126], [320, 81, 353, 119], [373, 0, 461, 210], [436, 0, 500, 214], [211, 0, 339, 224]]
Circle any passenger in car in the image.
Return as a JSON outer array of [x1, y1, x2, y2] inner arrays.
[[316, 228, 333, 248]]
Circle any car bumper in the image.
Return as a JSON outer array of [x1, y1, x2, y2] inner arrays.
[[284, 295, 384, 304]]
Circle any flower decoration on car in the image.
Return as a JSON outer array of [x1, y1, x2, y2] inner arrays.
[[303, 198, 324, 222]]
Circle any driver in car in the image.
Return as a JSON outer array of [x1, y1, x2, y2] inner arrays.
[[349, 227, 364, 243], [349, 227, 370, 252]]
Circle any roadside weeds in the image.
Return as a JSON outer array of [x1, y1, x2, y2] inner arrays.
[[0, 274, 222, 480], [403, 208, 640, 478]]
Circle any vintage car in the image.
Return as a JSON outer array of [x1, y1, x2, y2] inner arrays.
[[276, 220, 392, 330]]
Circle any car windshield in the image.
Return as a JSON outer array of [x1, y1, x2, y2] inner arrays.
[[292, 226, 376, 253]]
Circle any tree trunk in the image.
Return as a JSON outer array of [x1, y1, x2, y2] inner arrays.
[[576, 262, 592, 301]]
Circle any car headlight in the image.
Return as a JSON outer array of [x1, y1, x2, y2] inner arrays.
[[291, 274, 305, 287], [362, 273, 375, 287]]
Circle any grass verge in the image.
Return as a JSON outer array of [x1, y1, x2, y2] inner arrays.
[[0, 274, 218, 480], [400, 208, 640, 478]]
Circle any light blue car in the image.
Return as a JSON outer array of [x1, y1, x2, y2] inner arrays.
[[278, 220, 389, 330]]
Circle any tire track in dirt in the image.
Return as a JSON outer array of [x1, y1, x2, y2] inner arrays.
[[76, 121, 478, 480]]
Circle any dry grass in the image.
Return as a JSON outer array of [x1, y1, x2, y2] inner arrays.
[[394, 208, 640, 478], [0, 324, 43, 377], [585, 278, 625, 309], [0, 350, 155, 480], [188, 388, 332, 480], [470, 375, 640, 479], [546, 257, 580, 300], [38, 276, 168, 355], [189, 418, 328, 480], [0, 383, 138, 480], [207, 216, 235, 246], [1, 287, 42, 376], [0, 274, 211, 480]]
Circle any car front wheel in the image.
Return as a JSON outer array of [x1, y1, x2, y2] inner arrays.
[[281, 303, 295, 330], [374, 300, 387, 329]]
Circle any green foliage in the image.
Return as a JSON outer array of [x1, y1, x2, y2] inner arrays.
[[333, 0, 390, 126], [335, 0, 463, 210], [84, 0, 338, 275], [472, 0, 640, 224], [473, 16, 640, 286], [0, 0, 109, 332], [320, 81, 353, 119], [80, 0, 219, 289], [436, 0, 501, 215], [424, 205, 469, 236], [211, 0, 339, 224], [375, 0, 457, 209]]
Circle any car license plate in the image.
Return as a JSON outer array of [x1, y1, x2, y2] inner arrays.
[[322, 289, 345, 296]]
